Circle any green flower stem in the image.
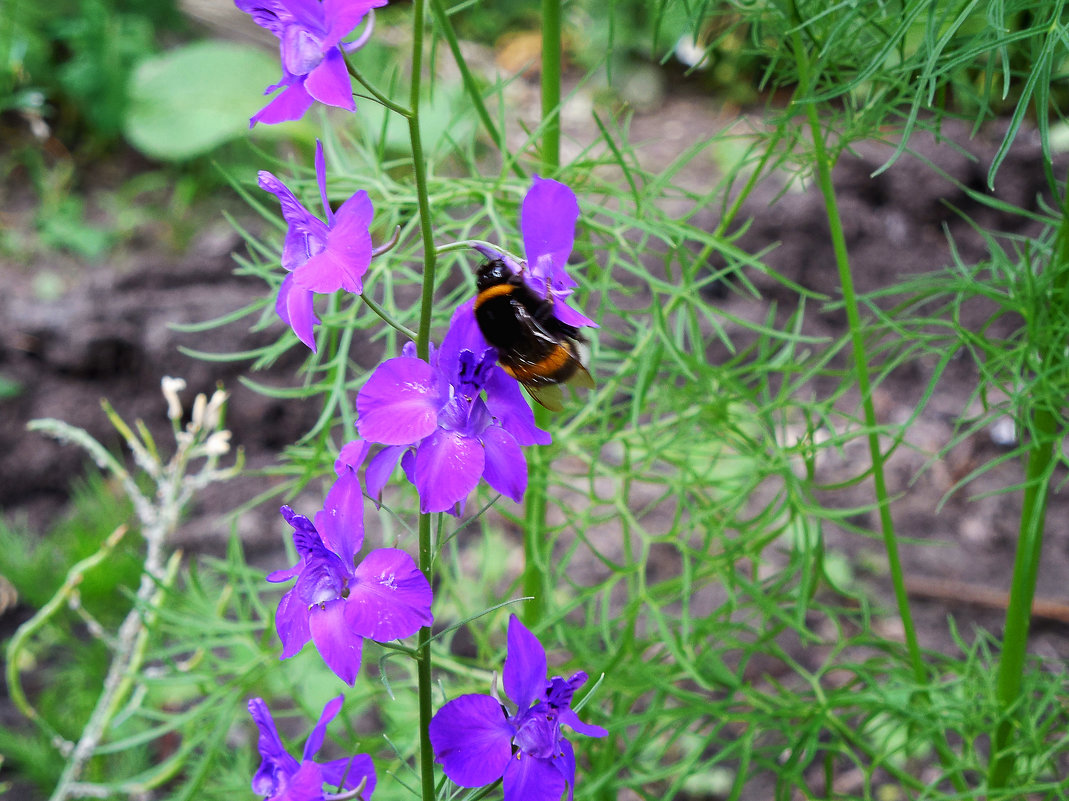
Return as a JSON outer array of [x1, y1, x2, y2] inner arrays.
[[523, 405, 551, 626], [406, 2, 438, 800], [361, 293, 418, 341], [520, 0, 564, 628], [540, 0, 562, 174], [416, 512, 436, 801], [987, 195, 1069, 790], [346, 63, 412, 118], [789, 20, 968, 795]]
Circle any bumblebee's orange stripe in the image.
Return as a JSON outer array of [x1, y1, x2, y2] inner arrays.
[[473, 283, 514, 310], [505, 344, 574, 381]]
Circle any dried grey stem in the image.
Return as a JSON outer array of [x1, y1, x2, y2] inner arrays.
[[21, 378, 242, 801]]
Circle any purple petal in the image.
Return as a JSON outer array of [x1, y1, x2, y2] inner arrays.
[[321, 753, 377, 796], [503, 751, 566, 801], [436, 391, 492, 439], [429, 694, 514, 787], [250, 80, 316, 127], [304, 48, 356, 111], [331, 188, 376, 241], [413, 429, 484, 514], [235, 0, 292, 38], [281, 23, 326, 76], [556, 739, 578, 801], [266, 561, 303, 583], [521, 176, 578, 282], [366, 444, 405, 505], [504, 615, 547, 711], [280, 505, 322, 556], [256, 170, 328, 274], [357, 357, 443, 445], [400, 447, 416, 486], [275, 587, 311, 659], [248, 698, 300, 794], [278, 0, 323, 29], [481, 425, 527, 503], [302, 695, 343, 761], [276, 273, 319, 352], [439, 300, 493, 373], [258, 171, 314, 237], [337, 439, 371, 474], [559, 707, 608, 739], [292, 245, 362, 295], [512, 711, 561, 759], [345, 548, 432, 641], [292, 544, 350, 607], [315, 467, 364, 567], [484, 367, 551, 446], [321, 0, 384, 47], [293, 192, 374, 293], [551, 293, 597, 329], [279, 760, 325, 801], [309, 599, 364, 686]]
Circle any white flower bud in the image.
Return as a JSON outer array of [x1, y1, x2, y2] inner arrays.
[[161, 377, 186, 420], [203, 430, 232, 456], [202, 390, 229, 431], [190, 393, 208, 431]]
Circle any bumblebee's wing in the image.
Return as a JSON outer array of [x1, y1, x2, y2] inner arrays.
[[525, 382, 565, 412], [569, 361, 595, 390]]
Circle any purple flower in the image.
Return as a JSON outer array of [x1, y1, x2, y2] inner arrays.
[[249, 695, 376, 801], [429, 615, 607, 801], [452, 176, 597, 358], [355, 313, 551, 515], [236, 0, 385, 127], [259, 140, 374, 352], [268, 443, 432, 685]]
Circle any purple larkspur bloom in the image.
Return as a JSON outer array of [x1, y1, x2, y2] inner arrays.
[[259, 140, 374, 352], [249, 695, 376, 801], [236, 0, 385, 127], [268, 443, 432, 685], [355, 314, 551, 515], [429, 615, 607, 801], [450, 176, 597, 358]]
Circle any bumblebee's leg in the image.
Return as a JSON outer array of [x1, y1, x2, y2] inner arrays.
[[530, 277, 557, 325]]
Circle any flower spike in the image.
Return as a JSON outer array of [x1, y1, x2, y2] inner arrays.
[[429, 615, 607, 801]]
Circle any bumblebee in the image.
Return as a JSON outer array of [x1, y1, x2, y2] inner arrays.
[[473, 259, 594, 411]]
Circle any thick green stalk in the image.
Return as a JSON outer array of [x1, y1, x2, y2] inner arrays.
[[789, 22, 968, 796], [788, 31, 924, 687], [540, 0, 562, 173], [986, 409, 1055, 789], [987, 196, 1069, 790], [407, 2, 438, 800], [809, 132, 922, 659]]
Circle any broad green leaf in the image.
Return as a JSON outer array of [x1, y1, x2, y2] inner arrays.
[[123, 41, 284, 160]]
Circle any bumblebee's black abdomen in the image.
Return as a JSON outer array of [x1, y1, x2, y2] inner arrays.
[[473, 291, 535, 352]]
